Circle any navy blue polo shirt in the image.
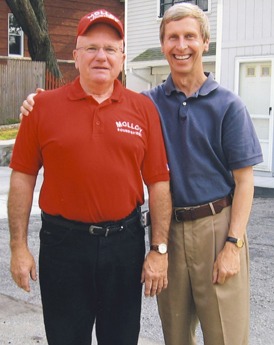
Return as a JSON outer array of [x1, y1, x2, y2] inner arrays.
[[143, 72, 263, 207]]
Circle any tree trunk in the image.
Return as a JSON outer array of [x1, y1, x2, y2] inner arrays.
[[6, 0, 62, 78]]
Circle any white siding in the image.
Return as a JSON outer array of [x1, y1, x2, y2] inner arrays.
[[127, 0, 218, 63], [126, 0, 161, 63], [222, 0, 274, 46], [221, 0, 274, 90], [207, 0, 217, 42]]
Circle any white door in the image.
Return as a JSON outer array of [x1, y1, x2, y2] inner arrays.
[[239, 61, 273, 171]]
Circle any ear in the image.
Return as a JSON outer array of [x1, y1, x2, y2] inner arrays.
[[120, 53, 126, 72], [73, 49, 79, 70], [204, 38, 210, 52], [161, 42, 165, 54]]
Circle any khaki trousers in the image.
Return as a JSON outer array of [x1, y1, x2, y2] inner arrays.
[[158, 206, 249, 345]]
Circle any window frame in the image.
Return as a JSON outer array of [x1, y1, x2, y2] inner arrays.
[[8, 13, 24, 57], [158, 0, 211, 18]]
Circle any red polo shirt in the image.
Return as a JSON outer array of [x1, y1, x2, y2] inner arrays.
[[10, 77, 170, 223]]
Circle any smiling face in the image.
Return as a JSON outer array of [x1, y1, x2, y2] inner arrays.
[[161, 16, 209, 81], [73, 23, 125, 93]]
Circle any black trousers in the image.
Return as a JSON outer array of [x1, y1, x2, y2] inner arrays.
[[39, 216, 145, 345]]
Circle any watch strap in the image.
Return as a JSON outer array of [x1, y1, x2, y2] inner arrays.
[[226, 236, 244, 248], [150, 243, 167, 254]]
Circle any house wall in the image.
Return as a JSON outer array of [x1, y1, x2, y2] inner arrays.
[[126, 0, 217, 93], [0, 2, 14, 57], [220, 0, 274, 91], [0, 0, 124, 80], [126, 1, 160, 63], [220, 0, 274, 175], [126, 0, 217, 64]]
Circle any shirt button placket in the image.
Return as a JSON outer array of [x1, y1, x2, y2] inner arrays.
[[94, 108, 102, 134], [179, 101, 188, 120]]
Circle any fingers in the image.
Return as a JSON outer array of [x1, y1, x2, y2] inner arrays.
[[143, 278, 161, 297], [24, 99, 34, 112], [212, 262, 218, 284], [141, 251, 168, 297], [156, 277, 167, 295], [20, 275, 31, 292], [11, 270, 31, 292], [26, 93, 36, 106], [30, 265, 37, 282], [20, 101, 32, 117], [142, 275, 168, 297], [212, 259, 228, 285], [10, 250, 37, 292], [213, 245, 241, 285], [215, 270, 226, 285], [141, 268, 154, 297], [150, 278, 160, 297], [19, 92, 38, 119], [144, 278, 153, 298]]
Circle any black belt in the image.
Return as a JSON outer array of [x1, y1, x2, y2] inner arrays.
[[41, 208, 140, 237], [173, 195, 232, 222]]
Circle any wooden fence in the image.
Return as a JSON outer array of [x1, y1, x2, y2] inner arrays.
[[0, 60, 46, 125], [0, 60, 73, 125]]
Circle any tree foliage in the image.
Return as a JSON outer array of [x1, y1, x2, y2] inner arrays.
[[6, 0, 62, 78]]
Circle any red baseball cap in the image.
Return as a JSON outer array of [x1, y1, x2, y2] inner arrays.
[[76, 9, 124, 41]]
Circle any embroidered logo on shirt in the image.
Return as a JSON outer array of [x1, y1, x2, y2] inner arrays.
[[115, 121, 143, 137]]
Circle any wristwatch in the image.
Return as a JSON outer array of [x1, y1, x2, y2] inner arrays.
[[226, 236, 244, 248], [150, 243, 168, 254]]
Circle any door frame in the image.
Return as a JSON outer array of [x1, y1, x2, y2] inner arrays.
[[234, 56, 274, 173]]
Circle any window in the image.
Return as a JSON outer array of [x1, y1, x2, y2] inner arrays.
[[8, 13, 24, 56], [159, 0, 209, 18], [246, 66, 256, 77], [261, 65, 271, 77]]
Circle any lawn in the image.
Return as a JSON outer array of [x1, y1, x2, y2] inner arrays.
[[0, 128, 19, 140]]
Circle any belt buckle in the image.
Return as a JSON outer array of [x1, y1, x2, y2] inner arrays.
[[89, 225, 105, 235], [174, 208, 189, 222]]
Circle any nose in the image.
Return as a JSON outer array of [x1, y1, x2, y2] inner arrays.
[[177, 37, 188, 50], [95, 47, 107, 60]]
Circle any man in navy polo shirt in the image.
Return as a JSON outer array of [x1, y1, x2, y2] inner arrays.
[[142, 3, 262, 345]]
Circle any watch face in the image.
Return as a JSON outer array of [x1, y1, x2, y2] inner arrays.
[[236, 239, 244, 248], [158, 243, 167, 254]]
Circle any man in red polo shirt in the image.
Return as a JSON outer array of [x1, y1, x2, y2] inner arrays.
[[8, 9, 171, 345]]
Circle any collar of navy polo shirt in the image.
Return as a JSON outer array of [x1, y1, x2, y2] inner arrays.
[[67, 76, 123, 103], [164, 72, 219, 98]]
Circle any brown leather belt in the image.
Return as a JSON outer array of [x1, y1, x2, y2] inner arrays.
[[173, 195, 232, 222]]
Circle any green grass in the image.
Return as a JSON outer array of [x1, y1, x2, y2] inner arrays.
[[0, 129, 18, 140]]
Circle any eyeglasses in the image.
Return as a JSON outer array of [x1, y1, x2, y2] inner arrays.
[[76, 44, 123, 55]]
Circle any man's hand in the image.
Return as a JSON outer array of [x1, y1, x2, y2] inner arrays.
[[141, 251, 168, 297], [10, 246, 37, 292], [213, 166, 254, 285], [8, 170, 38, 292], [143, 181, 171, 297], [212, 242, 241, 284], [19, 88, 44, 119]]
